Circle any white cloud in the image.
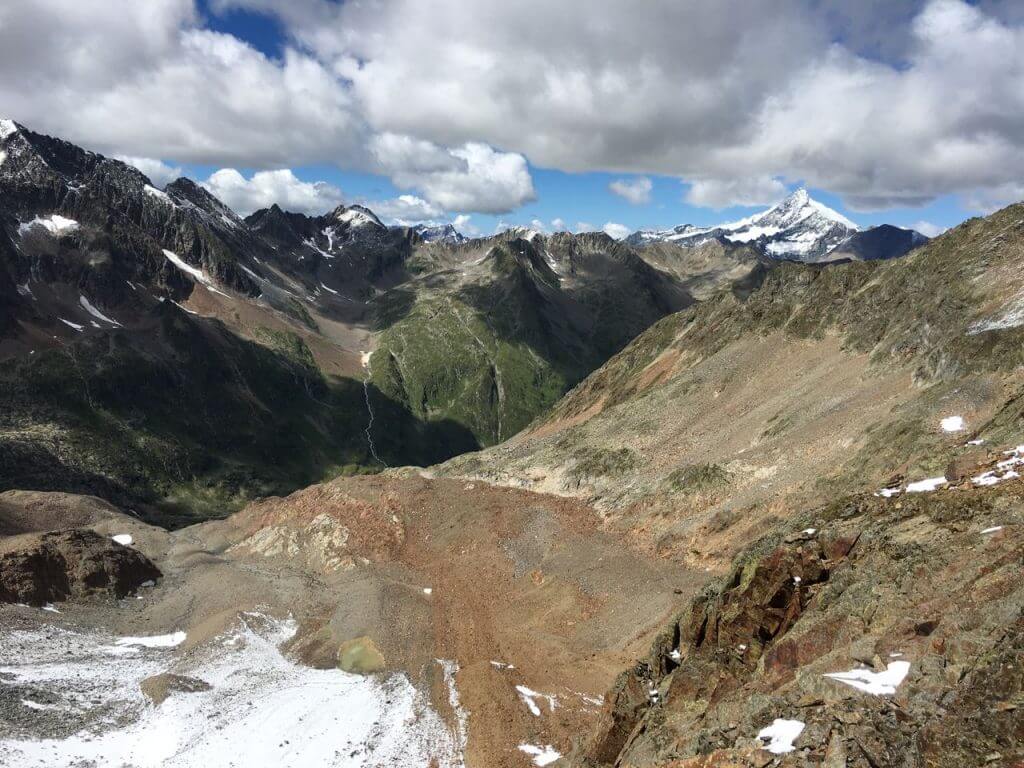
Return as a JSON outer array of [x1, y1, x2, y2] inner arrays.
[[201, 168, 343, 215], [685, 176, 788, 209], [913, 220, 948, 237], [452, 214, 479, 236], [551, 218, 566, 231], [372, 135, 536, 214], [602, 222, 631, 240], [116, 156, 183, 187], [574, 222, 596, 233], [0, 1, 365, 168], [609, 177, 653, 205], [962, 182, 1024, 214], [365, 194, 444, 224], [4, 0, 1024, 215], [227, 0, 1024, 211]]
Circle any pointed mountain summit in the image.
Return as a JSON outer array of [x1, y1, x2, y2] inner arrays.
[[628, 189, 925, 262]]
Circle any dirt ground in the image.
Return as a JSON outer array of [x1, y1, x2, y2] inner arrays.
[[0, 478, 705, 767]]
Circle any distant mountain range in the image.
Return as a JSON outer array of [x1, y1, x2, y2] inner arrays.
[[627, 188, 927, 262]]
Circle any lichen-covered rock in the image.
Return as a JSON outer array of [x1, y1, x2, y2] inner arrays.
[[0, 528, 161, 605]]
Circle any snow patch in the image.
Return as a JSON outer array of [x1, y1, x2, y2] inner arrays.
[[941, 416, 965, 432], [143, 185, 172, 205], [336, 207, 383, 229], [518, 744, 561, 766], [757, 719, 805, 754], [79, 296, 121, 327], [58, 318, 84, 332], [981, 526, 1004, 534], [0, 119, 18, 139], [824, 661, 910, 695], [516, 685, 556, 717], [20, 215, 80, 237], [163, 250, 229, 297], [905, 476, 947, 493], [114, 631, 186, 649], [111, 534, 133, 546], [0, 614, 465, 767]]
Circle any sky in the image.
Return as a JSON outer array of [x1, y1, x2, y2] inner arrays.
[[1, 0, 1023, 238]]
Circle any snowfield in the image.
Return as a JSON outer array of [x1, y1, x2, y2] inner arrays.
[[0, 612, 466, 768]]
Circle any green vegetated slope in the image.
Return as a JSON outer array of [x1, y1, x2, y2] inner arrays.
[[368, 234, 692, 445], [0, 305, 473, 527]]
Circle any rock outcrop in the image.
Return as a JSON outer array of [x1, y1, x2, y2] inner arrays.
[[0, 529, 161, 605], [575, 480, 1024, 767]]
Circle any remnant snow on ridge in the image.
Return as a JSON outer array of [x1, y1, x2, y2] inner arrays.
[[111, 534, 133, 546], [941, 416, 965, 432], [905, 476, 947, 493], [518, 744, 562, 766], [79, 296, 121, 327], [0, 613, 466, 768], [337, 207, 382, 229], [757, 719, 805, 754], [162, 249, 229, 297], [143, 185, 173, 205], [19, 214, 79, 237], [0, 118, 18, 139], [824, 661, 910, 696], [113, 631, 186, 649], [516, 685, 556, 717]]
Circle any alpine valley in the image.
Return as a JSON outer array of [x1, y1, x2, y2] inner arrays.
[[2, 119, 1023, 768]]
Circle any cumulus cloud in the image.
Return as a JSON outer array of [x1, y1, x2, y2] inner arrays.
[[117, 156, 183, 188], [372, 135, 536, 214], [452, 214, 479, 236], [602, 222, 631, 240], [4, 0, 1024, 214], [366, 194, 445, 224], [913, 220, 948, 237], [201, 168, 343, 215], [609, 177, 653, 205], [0, 1, 364, 168], [226, 0, 1024, 211], [685, 176, 788, 209]]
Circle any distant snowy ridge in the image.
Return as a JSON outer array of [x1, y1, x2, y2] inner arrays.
[[624, 188, 929, 263]]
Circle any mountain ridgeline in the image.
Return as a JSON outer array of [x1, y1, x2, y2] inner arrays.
[[0, 119, 809, 524]]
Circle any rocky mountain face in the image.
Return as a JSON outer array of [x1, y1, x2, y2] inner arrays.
[[629, 189, 928, 263], [0, 121, 774, 524], [412, 222, 467, 243]]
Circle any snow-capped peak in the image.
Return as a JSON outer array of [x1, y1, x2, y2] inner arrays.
[[0, 119, 20, 140], [628, 188, 860, 262], [335, 205, 384, 229], [413, 223, 466, 244]]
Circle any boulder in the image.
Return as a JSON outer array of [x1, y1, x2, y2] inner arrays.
[[140, 673, 212, 705]]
